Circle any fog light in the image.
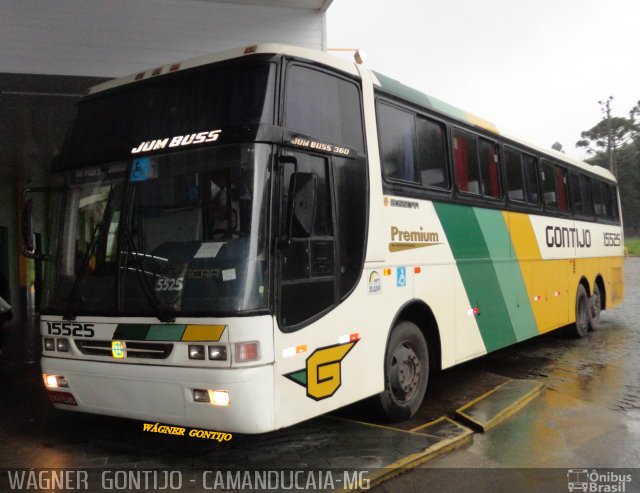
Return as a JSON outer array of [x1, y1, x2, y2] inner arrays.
[[43, 374, 68, 388], [44, 338, 55, 351], [208, 390, 230, 406], [208, 345, 227, 361], [192, 389, 210, 402], [235, 341, 260, 363], [56, 339, 69, 352], [188, 345, 205, 360]]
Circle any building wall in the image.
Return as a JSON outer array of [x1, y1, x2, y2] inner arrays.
[[0, 0, 327, 78]]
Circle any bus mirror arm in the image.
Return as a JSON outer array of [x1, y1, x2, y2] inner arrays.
[[21, 188, 54, 260], [277, 155, 298, 249]]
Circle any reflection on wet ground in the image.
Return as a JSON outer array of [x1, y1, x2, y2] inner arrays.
[[383, 254, 640, 472]]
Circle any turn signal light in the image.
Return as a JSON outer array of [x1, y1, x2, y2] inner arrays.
[[235, 341, 260, 363]]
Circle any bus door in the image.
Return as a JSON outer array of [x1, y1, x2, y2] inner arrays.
[[275, 150, 338, 330]]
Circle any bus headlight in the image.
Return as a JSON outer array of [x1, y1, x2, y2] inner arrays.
[[208, 345, 227, 361], [43, 338, 55, 351], [188, 345, 205, 360], [56, 339, 70, 352]]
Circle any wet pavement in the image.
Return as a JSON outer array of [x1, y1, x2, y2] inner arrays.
[[373, 257, 640, 492], [0, 259, 639, 492]]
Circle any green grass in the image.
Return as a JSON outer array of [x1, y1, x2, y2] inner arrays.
[[626, 237, 640, 256]]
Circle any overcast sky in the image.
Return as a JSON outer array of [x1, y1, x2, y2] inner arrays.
[[326, 0, 640, 160]]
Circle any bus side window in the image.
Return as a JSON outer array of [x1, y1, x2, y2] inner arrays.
[[522, 153, 540, 205], [609, 184, 619, 221], [581, 175, 594, 217], [416, 117, 448, 189], [554, 166, 569, 211], [453, 129, 479, 194], [541, 159, 557, 209], [569, 171, 582, 214], [592, 179, 606, 217], [504, 146, 524, 202], [479, 138, 501, 198], [377, 102, 418, 183]]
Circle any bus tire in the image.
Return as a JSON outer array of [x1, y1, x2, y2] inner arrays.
[[378, 320, 429, 421], [570, 284, 590, 338], [589, 283, 602, 331]]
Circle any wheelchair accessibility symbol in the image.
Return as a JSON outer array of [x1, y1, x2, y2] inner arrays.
[[396, 267, 407, 287], [129, 157, 151, 182]]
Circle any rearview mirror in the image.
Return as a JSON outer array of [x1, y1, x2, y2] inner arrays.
[[289, 172, 317, 238], [22, 188, 56, 260]]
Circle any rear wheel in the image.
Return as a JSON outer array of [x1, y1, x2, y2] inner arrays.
[[589, 282, 602, 331], [378, 321, 429, 421], [569, 284, 590, 338]]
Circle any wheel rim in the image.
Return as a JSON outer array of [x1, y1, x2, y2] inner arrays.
[[389, 341, 422, 404]]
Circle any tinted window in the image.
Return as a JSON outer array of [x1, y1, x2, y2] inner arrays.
[[592, 180, 606, 216], [504, 146, 524, 201], [523, 154, 540, 205], [554, 167, 569, 211], [570, 172, 593, 216], [285, 65, 364, 153], [541, 160, 568, 211], [58, 62, 277, 168], [569, 172, 582, 213], [280, 153, 336, 327], [416, 117, 448, 188], [479, 139, 501, 198], [378, 103, 418, 183], [609, 184, 619, 220], [333, 156, 367, 297], [453, 129, 480, 194]]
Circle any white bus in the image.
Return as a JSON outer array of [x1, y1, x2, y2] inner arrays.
[[26, 44, 624, 433]]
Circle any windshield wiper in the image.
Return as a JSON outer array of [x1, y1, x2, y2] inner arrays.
[[63, 223, 101, 320], [122, 219, 176, 323]]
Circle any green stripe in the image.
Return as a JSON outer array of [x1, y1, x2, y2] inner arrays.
[[146, 324, 186, 341], [433, 203, 517, 352], [374, 71, 468, 123], [113, 324, 149, 340], [473, 209, 538, 341]]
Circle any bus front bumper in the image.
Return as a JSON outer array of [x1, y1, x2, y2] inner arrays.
[[41, 356, 275, 434]]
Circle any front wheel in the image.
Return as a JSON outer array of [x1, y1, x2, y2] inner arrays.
[[569, 284, 590, 338], [378, 321, 429, 421]]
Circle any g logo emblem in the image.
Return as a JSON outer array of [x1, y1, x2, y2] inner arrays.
[[284, 340, 358, 401], [112, 340, 125, 359]]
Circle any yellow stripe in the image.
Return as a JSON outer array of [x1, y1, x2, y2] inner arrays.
[[181, 325, 226, 341], [464, 112, 499, 134], [504, 211, 624, 333]]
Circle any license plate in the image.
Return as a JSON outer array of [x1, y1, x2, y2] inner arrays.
[[47, 390, 78, 406]]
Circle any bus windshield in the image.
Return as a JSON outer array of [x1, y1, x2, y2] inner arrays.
[[45, 144, 271, 318]]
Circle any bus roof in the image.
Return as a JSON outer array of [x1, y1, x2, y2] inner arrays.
[[370, 70, 615, 182], [88, 43, 614, 182], [87, 43, 360, 95]]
